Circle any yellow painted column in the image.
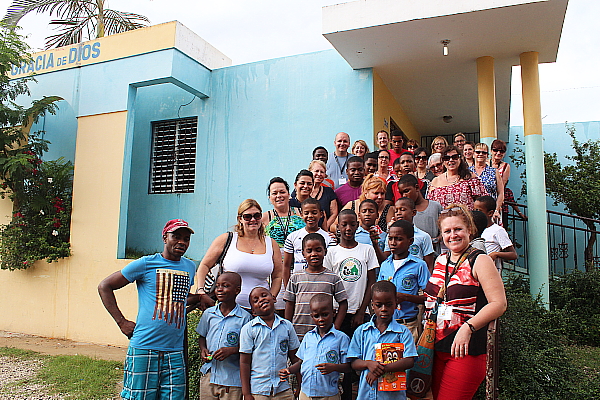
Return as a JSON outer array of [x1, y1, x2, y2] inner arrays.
[[520, 51, 549, 306], [477, 56, 497, 147]]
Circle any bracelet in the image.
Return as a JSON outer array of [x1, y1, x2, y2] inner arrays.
[[196, 288, 206, 295], [465, 321, 476, 333]]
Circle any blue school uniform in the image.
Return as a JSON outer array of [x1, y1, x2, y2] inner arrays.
[[196, 304, 252, 387], [297, 327, 350, 397], [347, 316, 418, 400], [378, 254, 430, 320], [384, 226, 434, 259], [239, 314, 300, 396], [356, 226, 387, 252]]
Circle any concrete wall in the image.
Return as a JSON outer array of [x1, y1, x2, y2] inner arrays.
[[125, 50, 374, 260]]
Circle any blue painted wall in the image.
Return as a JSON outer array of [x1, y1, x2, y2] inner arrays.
[[125, 50, 374, 259]]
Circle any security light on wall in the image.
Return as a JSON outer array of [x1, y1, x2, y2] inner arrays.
[[441, 40, 450, 56]]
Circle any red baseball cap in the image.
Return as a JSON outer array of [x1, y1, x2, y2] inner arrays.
[[162, 219, 194, 236]]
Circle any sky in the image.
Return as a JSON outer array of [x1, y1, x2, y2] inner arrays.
[[1, 0, 598, 126]]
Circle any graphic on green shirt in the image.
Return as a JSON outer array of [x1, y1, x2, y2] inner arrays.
[[339, 257, 362, 282]]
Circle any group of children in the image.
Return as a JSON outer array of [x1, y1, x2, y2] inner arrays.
[[196, 186, 515, 400]]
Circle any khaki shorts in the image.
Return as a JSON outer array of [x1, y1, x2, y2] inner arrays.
[[403, 318, 421, 344], [199, 372, 242, 400], [253, 389, 294, 400], [299, 392, 341, 400]]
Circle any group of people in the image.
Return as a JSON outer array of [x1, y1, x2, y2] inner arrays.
[[98, 130, 517, 400]]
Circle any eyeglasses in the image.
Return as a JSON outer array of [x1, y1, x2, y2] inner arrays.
[[492, 148, 506, 153], [434, 142, 445, 147], [415, 155, 428, 160], [474, 150, 488, 155], [440, 206, 463, 215], [454, 139, 466, 144], [431, 163, 444, 170], [442, 154, 461, 161], [378, 155, 390, 160], [240, 212, 262, 221], [407, 145, 418, 149]]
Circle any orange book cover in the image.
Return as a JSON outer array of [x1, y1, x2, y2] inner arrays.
[[375, 343, 406, 391]]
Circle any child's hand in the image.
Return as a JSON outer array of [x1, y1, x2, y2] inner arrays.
[[212, 346, 237, 361], [200, 348, 212, 361], [397, 292, 408, 303], [315, 363, 337, 375], [279, 368, 290, 381], [365, 360, 385, 376], [351, 313, 366, 329], [366, 371, 379, 386]]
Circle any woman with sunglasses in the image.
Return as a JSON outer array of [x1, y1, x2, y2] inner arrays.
[[463, 141, 476, 167], [427, 146, 489, 210], [469, 143, 504, 217], [406, 139, 420, 153], [424, 204, 506, 400], [414, 147, 430, 181], [196, 199, 283, 311], [431, 136, 448, 154], [308, 160, 339, 231]]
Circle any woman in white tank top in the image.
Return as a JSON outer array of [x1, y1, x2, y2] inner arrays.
[[195, 199, 283, 310]]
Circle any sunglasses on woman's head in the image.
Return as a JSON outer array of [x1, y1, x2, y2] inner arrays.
[[474, 150, 488, 155], [442, 154, 461, 161], [241, 212, 262, 221], [440, 206, 463, 215], [492, 148, 506, 153]]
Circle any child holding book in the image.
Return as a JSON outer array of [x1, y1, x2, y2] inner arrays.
[[474, 196, 517, 272], [284, 198, 336, 274], [284, 233, 348, 340], [378, 220, 430, 342], [197, 272, 252, 400], [348, 280, 417, 400], [280, 294, 351, 400], [240, 287, 300, 400]]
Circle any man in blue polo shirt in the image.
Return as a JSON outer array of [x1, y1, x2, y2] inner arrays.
[[378, 220, 430, 343], [98, 219, 200, 400]]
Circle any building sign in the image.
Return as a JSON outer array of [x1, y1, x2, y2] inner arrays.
[[11, 42, 102, 77]]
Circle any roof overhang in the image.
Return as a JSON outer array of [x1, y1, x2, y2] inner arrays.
[[323, 0, 569, 138]]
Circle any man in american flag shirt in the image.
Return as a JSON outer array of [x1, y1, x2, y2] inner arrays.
[[99, 219, 201, 400]]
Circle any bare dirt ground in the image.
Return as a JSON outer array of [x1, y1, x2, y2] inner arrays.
[[0, 330, 126, 362]]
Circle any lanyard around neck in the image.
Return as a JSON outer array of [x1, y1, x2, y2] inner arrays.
[[440, 246, 472, 302], [273, 207, 292, 238], [334, 154, 348, 175]]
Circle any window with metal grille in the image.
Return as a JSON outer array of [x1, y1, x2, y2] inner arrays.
[[150, 117, 197, 194]]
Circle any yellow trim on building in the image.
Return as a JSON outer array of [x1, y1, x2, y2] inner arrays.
[[372, 70, 419, 145]]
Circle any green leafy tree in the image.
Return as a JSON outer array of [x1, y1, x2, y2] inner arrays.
[[511, 125, 600, 271], [2, 0, 149, 49], [0, 23, 71, 270]]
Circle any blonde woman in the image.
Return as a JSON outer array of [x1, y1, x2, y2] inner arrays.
[[308, 160, 339, 230], [431, 136, 449, 154], [351, 140, 370, 159], [338, 173, 395, 232], [196, 199, 283, 310], [468, 143, 504, 216]]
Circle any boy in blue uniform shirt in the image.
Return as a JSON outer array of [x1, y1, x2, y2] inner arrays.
[[240, 287, 300, 400], [197, 272, 252, 399], [280, 294, 351, 400], [379, 220, 430, 343], [348, 281, 417, 400]]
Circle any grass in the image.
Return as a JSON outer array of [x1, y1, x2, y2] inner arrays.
[[564, 345, 600, 397], [0, 347, 122, 400]]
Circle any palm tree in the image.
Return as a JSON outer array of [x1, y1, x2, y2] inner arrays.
[[2, 0, 149, 49]]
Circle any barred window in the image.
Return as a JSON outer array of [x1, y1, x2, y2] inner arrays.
[[150, 117, 197, 194]]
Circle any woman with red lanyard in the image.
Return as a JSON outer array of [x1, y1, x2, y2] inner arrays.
[[424, 204, 506, 400]]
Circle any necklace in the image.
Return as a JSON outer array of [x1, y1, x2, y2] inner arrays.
[[273, 207, 292, 239], [445, 172, 459, 184], [311, 185, 323, 199]]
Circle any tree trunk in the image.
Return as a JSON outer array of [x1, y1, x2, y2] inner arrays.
[[96, 0, 105, 38], [584, 220, 597, 271]]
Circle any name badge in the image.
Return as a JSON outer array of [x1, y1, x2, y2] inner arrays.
[[438, 304, 453, 321], [338, 177, 347, 185]]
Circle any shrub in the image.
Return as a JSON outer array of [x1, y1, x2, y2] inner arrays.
[[187, 310, 203, 399], [550, 269, 600, 346]]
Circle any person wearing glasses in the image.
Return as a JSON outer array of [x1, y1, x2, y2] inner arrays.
[[427, 146, 489, 210], [424, 204, 506, 400], [374, 149, 396, 183], [413, 147, 430, 180], [431, 136, 448, 154], [427, 152, 445, 179], [453, 132, 467, 152], [406, 139, 419, 152], [468, 143, 504, 219], [196, 199, 283, 311]]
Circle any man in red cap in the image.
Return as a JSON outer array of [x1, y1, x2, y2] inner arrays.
[[98, 219, 200, 400]]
